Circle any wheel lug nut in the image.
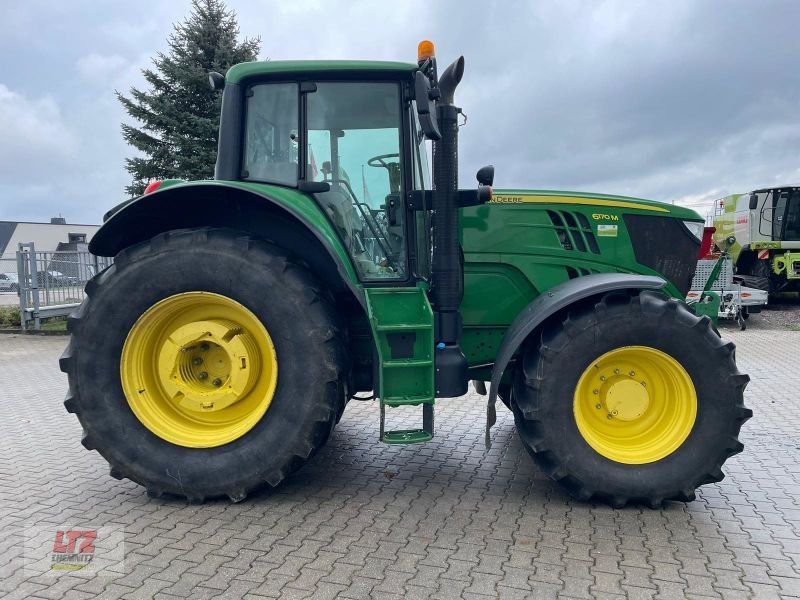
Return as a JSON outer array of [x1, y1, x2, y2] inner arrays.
[[607, 414, 613, 420], [614, 368, 620, 374], [198, 371, 208, 380], [593, 389, 599, 395], [192, 357, 203, 366], [212, 378, 222, 387], [600, 375, 606, 381], [629, 370, 635, 377], [595, 403, 602, 409]]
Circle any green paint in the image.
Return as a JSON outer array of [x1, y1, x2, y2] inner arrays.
[[226, 60, 417, 84], [365, 286, 435, 445], [492, 188, 701, 219], [200, 180, 362, 285], [381, 429, 433, 444], [459, 194, 687, 338], [364, 286, 434, 406]]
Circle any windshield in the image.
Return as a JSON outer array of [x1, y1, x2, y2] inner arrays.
[[307, 82, 407, 280], [779, 189, 800, 240]]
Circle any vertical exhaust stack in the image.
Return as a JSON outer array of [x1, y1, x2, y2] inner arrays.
[[431, 56, 467, 397]]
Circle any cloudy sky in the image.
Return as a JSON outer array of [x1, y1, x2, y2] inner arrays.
[[1, 0, 799, 224]]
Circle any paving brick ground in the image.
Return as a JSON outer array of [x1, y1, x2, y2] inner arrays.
[[1, 325, 799, 599]]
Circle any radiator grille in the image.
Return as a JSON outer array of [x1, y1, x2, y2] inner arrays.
[[548, 210, 601, 254]]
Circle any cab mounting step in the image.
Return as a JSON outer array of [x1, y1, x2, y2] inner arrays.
[[380, 403, 434, 444]]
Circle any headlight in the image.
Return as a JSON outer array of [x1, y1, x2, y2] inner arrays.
[[682, 220, 705, 242]]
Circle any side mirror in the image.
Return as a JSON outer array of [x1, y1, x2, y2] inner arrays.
[[748, 193, 758, 210], [414, 72, 441, 141], [476, 165, 494, 186], [208, 71, 225, 91]]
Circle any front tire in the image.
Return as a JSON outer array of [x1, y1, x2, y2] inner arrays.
[[60, 228, 346, 502], [513, 290, 751, 507]]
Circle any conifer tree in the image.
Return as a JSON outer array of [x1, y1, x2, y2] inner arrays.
[[118, 0, 260, 195]]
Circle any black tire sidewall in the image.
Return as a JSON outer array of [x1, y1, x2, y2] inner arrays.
[[515, 296, 740, 499], [72, 232, 340, 496]]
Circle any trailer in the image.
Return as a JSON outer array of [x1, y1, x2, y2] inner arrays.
[[687, 256, 768, 330]]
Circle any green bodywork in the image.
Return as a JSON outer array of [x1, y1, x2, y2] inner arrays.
[[226, 60, 417, 83], [101, 173, 702, 422], [100, 58, 706, 435], [458, 190, 698, 377], [131, 179, 701, 397]]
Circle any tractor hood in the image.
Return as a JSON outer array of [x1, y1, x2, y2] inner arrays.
[[488, 189, 703, 221], [461, 189, 704, 300]]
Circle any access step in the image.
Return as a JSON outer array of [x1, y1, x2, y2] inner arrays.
[[380, 403, 434, 444]]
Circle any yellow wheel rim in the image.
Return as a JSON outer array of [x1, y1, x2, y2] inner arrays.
[[573, 346, 697, 464], [121, 292, 278, 448]]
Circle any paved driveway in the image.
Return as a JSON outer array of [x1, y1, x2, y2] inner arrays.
[[1, 324, 798, 599]]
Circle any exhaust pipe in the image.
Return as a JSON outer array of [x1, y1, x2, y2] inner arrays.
[[431, 56, 468, 398]]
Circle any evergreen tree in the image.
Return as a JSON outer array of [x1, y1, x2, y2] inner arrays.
[[118, 0, 260, 196]]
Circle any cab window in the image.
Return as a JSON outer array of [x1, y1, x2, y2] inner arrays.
[[242, 83, 298, 185], [306, 82, 407, 280]]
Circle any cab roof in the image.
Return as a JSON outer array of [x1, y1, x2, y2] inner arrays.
[[225, 60, 418, 84]]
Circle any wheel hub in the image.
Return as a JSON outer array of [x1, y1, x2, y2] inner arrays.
[[573, 346, 697, 464], [159, 319, 261, 414], [121, 292, 278, 448], [602, 375, 650, 421]]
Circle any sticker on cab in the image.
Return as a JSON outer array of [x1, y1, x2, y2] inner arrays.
[[597, 224, 618, 237]]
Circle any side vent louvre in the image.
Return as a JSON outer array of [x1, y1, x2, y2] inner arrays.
[[547, 210, 601, 254]]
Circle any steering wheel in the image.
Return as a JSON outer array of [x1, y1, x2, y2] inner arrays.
[[367, 153, 400, 169]]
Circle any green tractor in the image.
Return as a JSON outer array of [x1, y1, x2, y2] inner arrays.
[[713, 186, 800, 295], [61, 42, 750, 507]]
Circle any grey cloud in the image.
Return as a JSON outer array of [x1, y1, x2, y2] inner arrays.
[[1, 0, 798, 223]]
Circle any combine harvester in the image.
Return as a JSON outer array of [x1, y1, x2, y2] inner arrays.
[[713, 186, 800, 295]]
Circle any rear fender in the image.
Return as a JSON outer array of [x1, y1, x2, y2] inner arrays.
[[484, 273, 667, 447], [89, 181, 364, 307]]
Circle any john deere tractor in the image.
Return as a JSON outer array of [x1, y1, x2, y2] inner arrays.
[[61, 42, 750, 507]]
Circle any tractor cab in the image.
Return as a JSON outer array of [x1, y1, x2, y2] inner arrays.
[[213, 62, 442, 284], [748, 186, 800, 241], [241, 80, 418, 279]]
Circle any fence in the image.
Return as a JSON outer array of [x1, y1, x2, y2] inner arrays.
[[13, 243, 113, 330]]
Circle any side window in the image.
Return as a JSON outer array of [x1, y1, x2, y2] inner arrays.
[[243, 83, 298, 185], [307, 82, 407, 280], [784, 191, 800, 239]]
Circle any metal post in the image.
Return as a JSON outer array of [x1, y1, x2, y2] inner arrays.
[[27, 243, 41, 330], [16, 247, 28, 331]]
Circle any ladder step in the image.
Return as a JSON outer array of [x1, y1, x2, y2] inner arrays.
[[382, 395, 434, 407], [383, 359, 432, 368], [382, 429, 433, 444], [374, 323, 432, 332], [379, 403, 434, 444]]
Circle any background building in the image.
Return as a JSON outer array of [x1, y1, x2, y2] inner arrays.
[[0, 218, 100, 261]]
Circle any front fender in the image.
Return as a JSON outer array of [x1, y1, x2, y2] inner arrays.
[[485, 273, 667, 447]]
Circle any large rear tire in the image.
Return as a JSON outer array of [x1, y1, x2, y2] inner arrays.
[[60, 228, 347, 502], [512, 290, 751, 507]]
